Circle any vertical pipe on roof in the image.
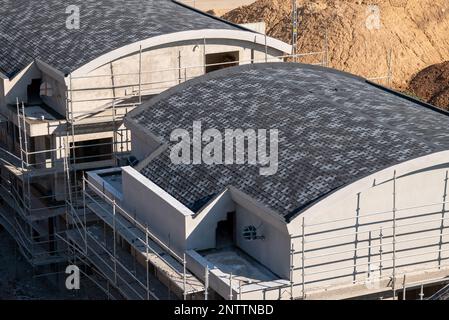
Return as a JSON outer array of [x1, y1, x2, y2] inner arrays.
[[392, 170, 397, 300], [301, 216, 306, 299], [379, 227, 383, 278], [204, 265, 209, 300], [229, 273, 233, 300], [113, 199, 117, 285], [146, 224, 150, 300], [438, 171, 448, 269], [290, 242, 295, 300], [353, 193, 361, 283], [264, 34, 268, 63], [203, 37, 207, 74], [83, 175, 87, 254], [291, 0, 297, 61], [16, 98, 24, 171], [139, 45, 142, 104], [183, 253, 187, 300]]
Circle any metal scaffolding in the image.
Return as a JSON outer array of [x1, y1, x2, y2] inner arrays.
[[291, 170, 449, 300], [61, 176, 206, 300], [0, 41, 394, 297]]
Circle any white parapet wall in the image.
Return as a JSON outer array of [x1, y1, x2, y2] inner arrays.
[[287, 151, 449, 299], [239, 22, 266, 34]]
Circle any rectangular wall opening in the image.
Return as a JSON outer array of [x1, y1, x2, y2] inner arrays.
[[70, 137, 113, 164], [205, 51, 239, 73]]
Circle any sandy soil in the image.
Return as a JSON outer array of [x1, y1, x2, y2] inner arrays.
[[223, 0, 449, 90], [180, 0, 256, 15]]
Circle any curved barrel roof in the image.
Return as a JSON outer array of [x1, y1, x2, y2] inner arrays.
[[127, 63, 449, 222], [0, 0, 244, 78]]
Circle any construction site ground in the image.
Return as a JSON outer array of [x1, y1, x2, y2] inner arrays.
[[0, 226, 105, 300]]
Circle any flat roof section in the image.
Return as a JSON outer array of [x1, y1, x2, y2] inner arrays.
[[126, 63, 449, 222], [200, 247, 281, 285], [24, 106, 57, 121]]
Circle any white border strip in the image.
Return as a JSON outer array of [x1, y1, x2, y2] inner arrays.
[[71, 29, 292, 76]]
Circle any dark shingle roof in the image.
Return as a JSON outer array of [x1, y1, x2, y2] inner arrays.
[[127, 63, 449, 222], [0, 0, 241, 78], [0, 37, 33, 78]]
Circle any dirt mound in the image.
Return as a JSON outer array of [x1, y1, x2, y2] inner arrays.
[[222, 0, 449, 90], [409, 61, 449, 110], [206, 9, 228, 16]]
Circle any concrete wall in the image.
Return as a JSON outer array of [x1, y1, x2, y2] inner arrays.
[[120, 165, 291, 280], [287, 151, 449, 298], [129, 123, 161, 161], [121, 166, 190, 254], [239, 22, 266, 34], [235, 203, 291, 279], [3, 63, 41, 106], [186, 190, 235, 251], [1, 33, 287, 124], [69, 39, 283, 118], [41, 72, 67, 117]]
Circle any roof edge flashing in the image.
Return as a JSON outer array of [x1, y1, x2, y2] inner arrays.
[[71, 29, 291, 76], [122, 166, 194, 217], [35, 59, 66, 83], [366, 80, 449, 117], [0, 71, 8, 80], [288, 150, 449, 224]]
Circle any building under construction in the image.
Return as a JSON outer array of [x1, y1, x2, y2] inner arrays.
[[77, 62, 449, 300], [1, 0, 438, 301], [0, 0, 291, 285]]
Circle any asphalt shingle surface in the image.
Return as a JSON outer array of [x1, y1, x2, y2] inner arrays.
[[0, 0, 240, 78], [127, 63, 449, 222]]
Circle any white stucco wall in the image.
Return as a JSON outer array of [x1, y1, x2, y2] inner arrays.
[[120, 165, 291, 281], [69, 37, 285, 118], [121, 166, 190, 254], [287, 151, 449, 298], [186, 189, 235, 251], [1, 32, 288, 124], [3, 63, 41, 106], [129, 123, 161, 161], [235, 203, 291, 279], [40, 72, 67, 117]]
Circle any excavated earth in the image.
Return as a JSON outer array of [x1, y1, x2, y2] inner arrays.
[[223, 0, 449, 90], [409, 61, 449, 110]]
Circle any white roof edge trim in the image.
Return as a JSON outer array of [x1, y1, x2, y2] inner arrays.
[[122, 166, 194, 217], [0, 71, 8, 80], [3, 61, 35, 82], [35, 59, 66, 83], [71, 29, 292, 76], [288, 150, 449, 226]]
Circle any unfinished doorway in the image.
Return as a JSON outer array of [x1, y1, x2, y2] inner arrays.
[[70, 137, 113, 164], [27, 79, 42, 105], [206, 51, 239, 73], [215, 211, 236, 249]]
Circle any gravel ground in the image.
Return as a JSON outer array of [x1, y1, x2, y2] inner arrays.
[[0, 227, 106, 300]]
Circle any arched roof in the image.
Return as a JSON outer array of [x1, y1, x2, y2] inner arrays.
[[126, 63, 449, 222], [0, 0, 290, 78], [72, 29, 291, 76]]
